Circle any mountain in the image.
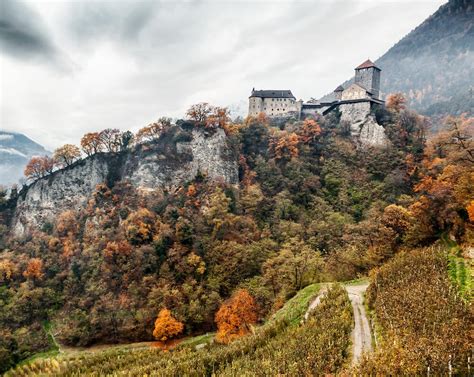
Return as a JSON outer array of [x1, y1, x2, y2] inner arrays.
[[377, 0, 473, 116], [322, 0, 473, 118], [0, 131, 50, 186]]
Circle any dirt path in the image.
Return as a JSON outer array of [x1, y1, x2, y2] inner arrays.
[[345, 283, 372, 365], [303, 286, 328, 321]]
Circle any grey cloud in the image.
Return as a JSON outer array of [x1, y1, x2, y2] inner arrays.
[[0, 0, 57, 60], [65, 2, 159, 44], [1, 0, 446, 150]]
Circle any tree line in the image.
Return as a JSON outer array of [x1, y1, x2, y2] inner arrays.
[[24, 103, 231, 181]]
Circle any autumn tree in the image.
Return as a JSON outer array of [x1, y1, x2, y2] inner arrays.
[[23, 258, 43, 281], [0, 259, 17, 283], [205, 106, 230, 129], [136, 117, 171, 143], [298, 118, 322, 144], [99, 128, 122, 152], [186, 102, 213, 123], [273, 132, 300, 161], [123, 208, 157, 245], [434, 115, 474, 164], [56, 210, 79, 237], [215, 289, 258, 343], [386, 92, 407, 113], [153, 308, 184, 343], [80, 132, 103, 156], [468, 200, 474, 223], [381, 204, 412, 239], [53, 144, 81, 168], [24, 156, 54, 181]]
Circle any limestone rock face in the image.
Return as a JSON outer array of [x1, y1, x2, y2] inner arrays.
[[359, 116, 389, 148], [12, 156, 110, 237], [126, 128, 238, 190], [11, 127, 238, 237], [340, 103, 389, 148]]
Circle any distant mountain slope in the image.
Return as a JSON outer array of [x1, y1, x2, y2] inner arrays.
[[0, 131, 49, 186], [322, 0, 473, 117], [377, 0, 473, 116]]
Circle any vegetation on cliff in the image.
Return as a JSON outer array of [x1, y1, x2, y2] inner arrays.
[[0, 98, 472, 373]]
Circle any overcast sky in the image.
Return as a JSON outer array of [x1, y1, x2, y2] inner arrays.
[[0, 0, 446, 150]]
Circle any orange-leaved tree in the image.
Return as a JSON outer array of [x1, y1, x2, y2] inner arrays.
[[136, 117, 171, 143], [23, 258, 43, 281], [386, 92, 407, 113], [205, 106, 230, 129], [467, 200, 474, 223], [24, 156, 54, 181], [80, 132, 103, 156], [298, 118, 321, 144], [215, 289, 258, 344], [53, 144, 81, 168], [273, 132, 300, 161], [153, 308, 184, 343]]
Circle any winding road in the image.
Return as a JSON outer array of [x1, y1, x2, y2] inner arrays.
[[346, 283, 372, 365], [304, 282, 373, 366], [303, 286, 328, 321]]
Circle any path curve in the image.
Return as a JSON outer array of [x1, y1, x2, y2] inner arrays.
[[345, 283, 372, 365], [303, 286, 328, 321]]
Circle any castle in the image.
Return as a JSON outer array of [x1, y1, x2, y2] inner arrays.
[[248, 59, 388, 146], [249, 59, 384, 119]]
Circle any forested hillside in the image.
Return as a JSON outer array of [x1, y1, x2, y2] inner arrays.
[[0, 100, 473, 374], [377, 0, 473, 117]]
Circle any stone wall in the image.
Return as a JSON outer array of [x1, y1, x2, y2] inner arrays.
[[341, 84, 370, 101]]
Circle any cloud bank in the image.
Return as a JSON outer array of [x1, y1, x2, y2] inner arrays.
[[0, 0, 446, 149]]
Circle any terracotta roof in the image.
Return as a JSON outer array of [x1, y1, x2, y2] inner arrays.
[[250, 89, 295, 99], [355, 59, 380, 70], [334, 85, 344, 92]]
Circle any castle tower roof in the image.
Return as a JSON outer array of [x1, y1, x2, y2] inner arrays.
[[334, 85, 344, 92], [355, 59, 381, 70]]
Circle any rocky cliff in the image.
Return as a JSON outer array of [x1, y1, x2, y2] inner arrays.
[[11, 126, 238, 237], [340, 103, 389, 148]]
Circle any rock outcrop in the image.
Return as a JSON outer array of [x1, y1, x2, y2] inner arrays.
[[11, 126, 238, 237], [340, 103, 389, 148]]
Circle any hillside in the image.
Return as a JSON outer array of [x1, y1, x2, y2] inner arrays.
[[0, 132, 50, 186], [0, 104, 472, 374], [323, 0, 473, 119], [377, 0, 473, 116]]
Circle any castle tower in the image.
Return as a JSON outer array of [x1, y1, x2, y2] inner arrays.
[[354, 59, 381, 99]]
